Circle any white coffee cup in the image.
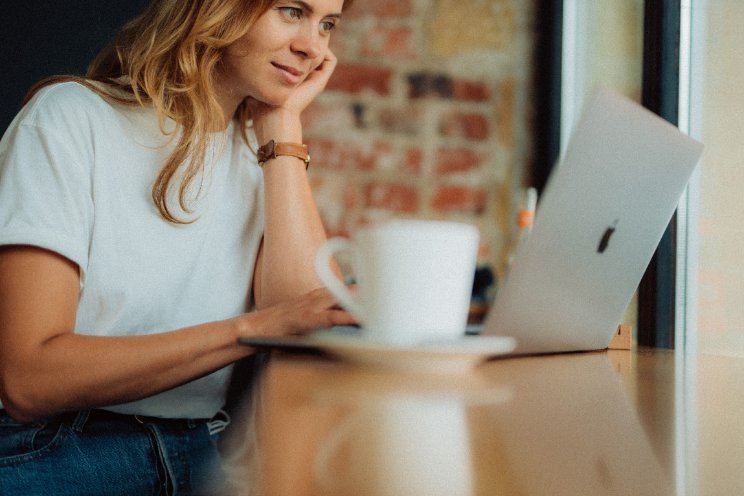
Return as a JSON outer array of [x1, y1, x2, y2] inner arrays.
[[314, 219, 479, 345]]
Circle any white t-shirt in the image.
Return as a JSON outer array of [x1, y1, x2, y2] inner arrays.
[[0, 82, 265, 418]]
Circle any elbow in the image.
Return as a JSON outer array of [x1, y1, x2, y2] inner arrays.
[[0, 402, 37, 424], [0, 370, 51, 424]]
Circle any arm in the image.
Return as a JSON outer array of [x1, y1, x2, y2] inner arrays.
[[250, 51, 339, 309], [0, 246, 352, 423]]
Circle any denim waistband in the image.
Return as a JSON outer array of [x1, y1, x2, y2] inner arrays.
[[69, 409, 207, 430], [0, 408, 231, 436]]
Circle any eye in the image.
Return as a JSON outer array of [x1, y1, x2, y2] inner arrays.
[[277, 6, 302, 21], [320, 20, 337, 34]]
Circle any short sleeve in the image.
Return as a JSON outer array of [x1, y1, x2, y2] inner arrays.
[[0, 90, 95, 281]]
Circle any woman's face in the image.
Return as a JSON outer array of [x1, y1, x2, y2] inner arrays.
[[218, 0, 344, 111]]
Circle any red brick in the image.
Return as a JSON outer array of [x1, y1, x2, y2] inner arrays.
[[431, 186, 488, 214], [404, 148, 423, 175], [344, 184, 362, 210], [327, 63, 393, 95], [452, 80, 492, 102], [305, 139, 341, 169], [365, 182, 419, 212], [302, 101, 357, 131], [344, 0, 413, 19], [435, 148, 485, 175], [359, 142, 396, 171], [306, 139, 395, 171], [377, 105, 423, 136], [439, 111, 490, 141], [362, 26, 416, 59]]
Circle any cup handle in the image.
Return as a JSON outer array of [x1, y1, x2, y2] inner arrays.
[[314, 237, 365, 322]]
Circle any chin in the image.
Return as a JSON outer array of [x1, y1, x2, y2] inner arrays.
[[253, 89, 294, 108]]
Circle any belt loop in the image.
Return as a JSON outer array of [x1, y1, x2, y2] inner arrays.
[[71, 410, 91, 432], [206, 409, 231, 436]]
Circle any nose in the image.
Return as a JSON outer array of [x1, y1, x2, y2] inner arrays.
[[291, 25, 323, 60]]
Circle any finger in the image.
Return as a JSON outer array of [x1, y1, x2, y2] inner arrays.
[[308, 56, 337, 85], [322, 309, 358, 328], [325, 48, 337, 65], [310, 286, 344, 303], [332, 310, 358, 326]]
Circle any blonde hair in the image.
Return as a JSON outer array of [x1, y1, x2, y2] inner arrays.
[[25, 0, 312, 223]]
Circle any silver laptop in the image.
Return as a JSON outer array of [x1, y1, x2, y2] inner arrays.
[[480, 87, 703, 354]]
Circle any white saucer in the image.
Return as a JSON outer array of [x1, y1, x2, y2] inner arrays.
[[306, 333, 516, 374]]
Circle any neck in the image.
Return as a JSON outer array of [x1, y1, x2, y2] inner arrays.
[[212, 70, 245, 132]]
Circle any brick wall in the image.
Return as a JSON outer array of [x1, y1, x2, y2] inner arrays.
[[305, 0, 536, 278]]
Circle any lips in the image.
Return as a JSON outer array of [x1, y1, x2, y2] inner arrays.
[[272, 62, 304, 84]]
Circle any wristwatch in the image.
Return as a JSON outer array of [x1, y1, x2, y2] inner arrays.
[[256, 140, 310, 169]]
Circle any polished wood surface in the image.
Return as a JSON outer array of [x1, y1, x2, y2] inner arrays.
[[224, 347, 744, 495]]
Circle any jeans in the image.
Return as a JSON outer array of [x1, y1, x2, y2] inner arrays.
[[0, 409, 230, 496]]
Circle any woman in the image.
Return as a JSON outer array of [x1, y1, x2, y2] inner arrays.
[[0, 0, 354, 493]]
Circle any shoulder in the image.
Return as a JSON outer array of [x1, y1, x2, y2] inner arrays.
[[31, 80, 104, 105], [5, 80, 163, 156], [19, 81, 122, 130]]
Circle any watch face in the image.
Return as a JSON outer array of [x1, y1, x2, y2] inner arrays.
[[257, 140, 276, 163]]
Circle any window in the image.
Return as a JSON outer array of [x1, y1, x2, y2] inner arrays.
[[680, 0, 744, 355]]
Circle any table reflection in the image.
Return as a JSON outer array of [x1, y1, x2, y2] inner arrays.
[[225, 351, 673, 495]]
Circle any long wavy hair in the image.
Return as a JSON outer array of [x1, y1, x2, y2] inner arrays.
[[25, 0, 351, 223]]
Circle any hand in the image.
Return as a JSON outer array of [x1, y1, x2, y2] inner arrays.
[[282, 48, 337, 115], [247, 287, 357, 337], [249, 49, 338, 143]]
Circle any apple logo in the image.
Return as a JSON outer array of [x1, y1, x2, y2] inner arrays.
[[597, 220, 619, 254]]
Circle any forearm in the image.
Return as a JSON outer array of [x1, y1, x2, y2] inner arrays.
[[261, 161, 328, 302], [255, 113, 329, 307], [1, 288, 353, 423], [0, 245, 353, 423], [1, 318, 252, 422]]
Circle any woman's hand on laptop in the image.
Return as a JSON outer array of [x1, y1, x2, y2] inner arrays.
[[244, 287, 357, 337]]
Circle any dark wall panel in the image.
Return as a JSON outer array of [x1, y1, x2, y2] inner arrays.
[[0, 0, 149, 134]]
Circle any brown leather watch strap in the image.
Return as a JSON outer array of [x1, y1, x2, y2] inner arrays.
[[257, 140, 310, 169]]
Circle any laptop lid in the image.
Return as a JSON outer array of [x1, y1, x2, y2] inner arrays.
[[480, 87, 704, 354]]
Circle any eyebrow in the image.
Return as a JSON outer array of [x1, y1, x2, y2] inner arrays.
[[291, 0, 343, 19]]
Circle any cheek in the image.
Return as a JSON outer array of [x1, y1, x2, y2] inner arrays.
[[221, 46, 245, 76], [223, 43, 263, 78]]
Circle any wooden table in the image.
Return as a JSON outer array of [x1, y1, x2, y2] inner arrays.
[[222, 347, 744, 495]]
